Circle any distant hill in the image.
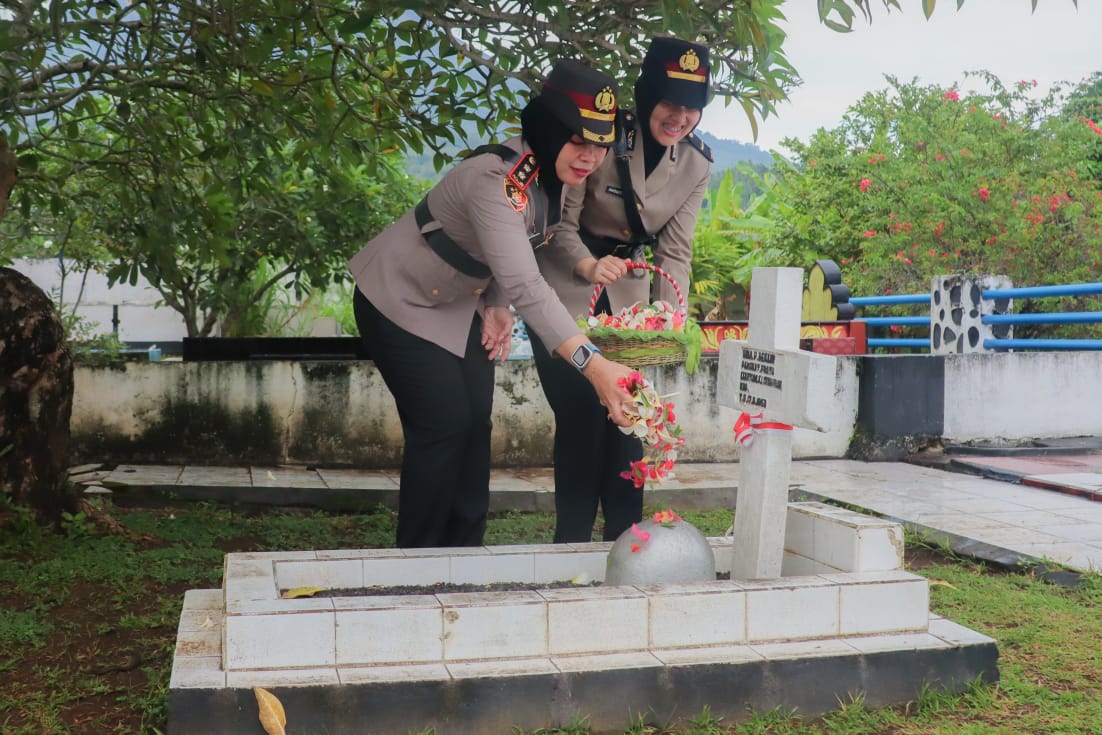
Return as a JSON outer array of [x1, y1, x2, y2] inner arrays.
[[696, 131, 773, 169]]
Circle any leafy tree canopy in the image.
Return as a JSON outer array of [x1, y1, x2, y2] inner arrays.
[[0, 0, 1078, 335]]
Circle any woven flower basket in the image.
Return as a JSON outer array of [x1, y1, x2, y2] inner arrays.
[[585, 262, 699, 371]]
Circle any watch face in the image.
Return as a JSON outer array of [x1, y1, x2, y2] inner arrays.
[[571, 344, 592, 368]]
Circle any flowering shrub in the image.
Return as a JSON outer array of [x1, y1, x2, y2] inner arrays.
[[761, 72, 1102, 338], [616, 371, 684, 489]]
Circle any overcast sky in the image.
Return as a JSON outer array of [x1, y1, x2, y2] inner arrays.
[[697, 0, 1102, 154]]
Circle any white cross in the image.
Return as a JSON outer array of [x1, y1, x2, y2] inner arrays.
[[717, 268, 840, 579]]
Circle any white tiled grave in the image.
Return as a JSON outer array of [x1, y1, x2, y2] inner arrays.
[[171, 502, 994, 694], [168, 502, 998, 733]]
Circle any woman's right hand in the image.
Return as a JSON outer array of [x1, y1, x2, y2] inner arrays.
[[577, 255, 629, 285], [580, 355, 635, 427]]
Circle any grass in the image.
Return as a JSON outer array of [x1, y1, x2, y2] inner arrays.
[[1, 498, 1100, 734]]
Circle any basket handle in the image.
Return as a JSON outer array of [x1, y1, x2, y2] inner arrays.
[[588, 261, 686, 317]]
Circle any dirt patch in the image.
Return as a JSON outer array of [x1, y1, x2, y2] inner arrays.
[[306, 572, 739, 597]]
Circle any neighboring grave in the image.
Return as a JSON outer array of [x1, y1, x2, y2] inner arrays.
[[718, 267, 842, 579]]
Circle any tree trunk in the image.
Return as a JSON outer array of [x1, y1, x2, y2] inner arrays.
[[0, 266, 78, 524], [0, 135, 15, 220]]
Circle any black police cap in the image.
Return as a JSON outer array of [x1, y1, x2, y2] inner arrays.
[[538, 60, 619, 146], [639, 37, 711, 110]]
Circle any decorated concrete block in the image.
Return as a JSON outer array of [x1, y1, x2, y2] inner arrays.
[[930, 274, 1013, 354], [802, 259, 855, 321]]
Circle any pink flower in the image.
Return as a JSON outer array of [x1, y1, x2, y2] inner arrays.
[[863, 230, 877, 237], [859, 178, 872, 192], [943, 89, 960, 102], [978, 187, 990, 202]]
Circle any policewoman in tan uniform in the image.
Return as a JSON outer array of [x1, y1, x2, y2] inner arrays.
[[533, 38, 714, 543], [348, 60, 633, 549]]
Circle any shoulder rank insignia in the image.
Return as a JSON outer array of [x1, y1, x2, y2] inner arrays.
[[684, 133, 713, 162], [621, 109, 637, 151], [507, 153, 540, 190], [504, 179, 528, 212]]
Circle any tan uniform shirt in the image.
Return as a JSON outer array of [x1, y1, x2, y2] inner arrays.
[[348, 137, 581, 357], [541, 117, 712, 320]]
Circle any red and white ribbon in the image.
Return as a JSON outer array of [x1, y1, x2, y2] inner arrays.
[[733, 412, 793, 446]]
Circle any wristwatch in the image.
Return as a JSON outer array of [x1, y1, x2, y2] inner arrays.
[[570, 343, 602, 371]]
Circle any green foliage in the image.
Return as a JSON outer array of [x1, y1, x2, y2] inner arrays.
[[688, 166, 805, 319], [761, 72, 1102, 337]]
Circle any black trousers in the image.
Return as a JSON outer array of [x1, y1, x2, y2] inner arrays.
[[354, 288, 492, 548], [529, 306, 643, 543]]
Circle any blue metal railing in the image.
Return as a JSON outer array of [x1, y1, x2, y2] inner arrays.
[[851, 280, 1102, 352], [980, 282, 1102, 351], [851, 293, 930, 350]]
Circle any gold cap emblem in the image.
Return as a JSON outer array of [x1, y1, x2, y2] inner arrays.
[[679, 49, 700, 73], [594, 86, 617, 113]]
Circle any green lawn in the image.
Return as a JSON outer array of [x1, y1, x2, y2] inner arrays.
[[1, 500, 1099, 734]]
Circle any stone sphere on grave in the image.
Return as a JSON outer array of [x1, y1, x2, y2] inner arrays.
[[605, 512, 716, 586]]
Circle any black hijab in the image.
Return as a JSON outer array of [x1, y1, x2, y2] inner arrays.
[[634, 77, 667, 177], [520, 96, 573, 206]]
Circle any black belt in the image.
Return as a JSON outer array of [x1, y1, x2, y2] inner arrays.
[[579, 228, 653, 261], [414, 198, 492, 279]]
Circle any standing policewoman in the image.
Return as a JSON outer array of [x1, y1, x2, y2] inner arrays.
[[348, 61, 634, 549], [533, 38, 714, 543]]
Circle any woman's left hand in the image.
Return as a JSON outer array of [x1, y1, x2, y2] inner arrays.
[[481, 306, 514, 361]]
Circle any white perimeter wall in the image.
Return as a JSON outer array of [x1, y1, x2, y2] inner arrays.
[[13, 258, 188, 342], [943, 352, 1102, 443]]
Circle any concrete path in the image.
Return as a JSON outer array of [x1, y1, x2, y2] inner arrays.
[[74, 453, 1102, 574]]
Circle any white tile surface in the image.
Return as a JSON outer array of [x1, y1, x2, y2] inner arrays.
[[226, 667, 339, 687], [653, 644, 763, 666], [169, 656, 225, 689], [439, 592, 548, 661], [552, 651, 663, 672], [362, 555, 450, 587], [447, 657, 558, 679], [648, 588, 747, 647], [175, 629, 221, 658], [534, 550, 609, 583], [744, 580, 839, 641], [751, 638, 858, 660], [339, 662, 450, 684], [856, 525, 905, 571], [224, 611, 335, 670], [336, 606, 443, 665], [276, 559, 363, 591], [928, 617, 998, 647], [844, 632, 948, 653], [546, 592, 648, 655], [837, 578, 930, 634], [450, 552, 534, 584]]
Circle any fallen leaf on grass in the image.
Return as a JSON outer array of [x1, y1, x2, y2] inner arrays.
[[928, 579, 958, 590], [254, 687, 286, 735], [281, 586, 327, 599]]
